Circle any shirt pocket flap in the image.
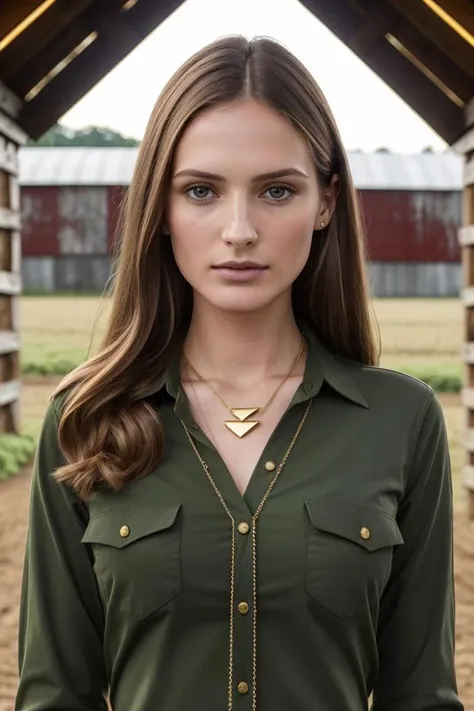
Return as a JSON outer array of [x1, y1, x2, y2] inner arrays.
[[304, 500, 403, 552], [81, 503, 181, 549]]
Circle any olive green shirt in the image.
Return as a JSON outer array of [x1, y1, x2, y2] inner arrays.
[[15, 330, 463, 710]]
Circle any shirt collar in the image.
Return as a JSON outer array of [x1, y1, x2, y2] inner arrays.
[[163, 326, 369, 410]]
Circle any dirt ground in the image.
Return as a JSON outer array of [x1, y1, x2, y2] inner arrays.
[[1, 392, 474, 709]]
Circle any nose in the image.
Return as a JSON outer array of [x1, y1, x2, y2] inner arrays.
[[221, 199, 258, 249]]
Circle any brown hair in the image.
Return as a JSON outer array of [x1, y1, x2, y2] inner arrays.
[[52, 35, 379, 499]]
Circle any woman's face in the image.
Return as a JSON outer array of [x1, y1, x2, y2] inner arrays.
[[166, 98, 336, 314]]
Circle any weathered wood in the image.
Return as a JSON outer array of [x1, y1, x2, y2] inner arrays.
[[0, 109, 28, 145], [462, 287, 474, 307], [300, 0, 465, 144], [463, 342, 474, 364], [388, 0, 474, 78], [429, 0, 474, 42], [0, 270, 21, 295], [462, 387, 474, 409], [459, 225, 474, 247], [0, 208, 20, 231], [1, 0, 94, 80], [0, 378, 20, 407], [0, 330, 19, 355], [0, 81, 22, 118], [0, 135, 18, 175], [465, 155, 474, 187], [454, 126, 474, 156]]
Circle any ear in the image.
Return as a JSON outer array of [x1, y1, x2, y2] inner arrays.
[[314, 174, 340, 230]]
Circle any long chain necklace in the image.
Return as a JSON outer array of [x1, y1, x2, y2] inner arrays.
[[180, 397, 313, 710], [182, 335, 306, 438]]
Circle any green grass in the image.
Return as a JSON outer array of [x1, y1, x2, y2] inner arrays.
[[0, 432, 37, 481]]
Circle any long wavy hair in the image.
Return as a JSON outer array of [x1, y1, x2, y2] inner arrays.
[[52, 35, 379, 499]]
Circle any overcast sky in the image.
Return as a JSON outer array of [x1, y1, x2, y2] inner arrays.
[[61, 0, 447, 153]]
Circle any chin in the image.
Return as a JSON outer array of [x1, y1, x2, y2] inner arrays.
[[199, 287, 283, 314]]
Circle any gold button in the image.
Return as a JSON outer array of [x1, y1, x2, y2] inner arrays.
[[264, 460, 276, 472], [238, 601, 249, 615], [237, 682, 249, 694], [120, 525, 130, 538], [360, 527, 370, 540], [238, 522, 250, 535]]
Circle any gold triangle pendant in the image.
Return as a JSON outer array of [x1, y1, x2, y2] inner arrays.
[[225, 419, 260, 438], [229, 407, 260, 421], [225, 406, 261, 438]]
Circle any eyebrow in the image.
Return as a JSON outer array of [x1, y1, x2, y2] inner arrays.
[[172, 167, 309, 181]]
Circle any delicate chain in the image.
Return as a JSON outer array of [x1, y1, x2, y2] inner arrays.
[[182, 335, 306, 416], [181, 397, 313, 710]]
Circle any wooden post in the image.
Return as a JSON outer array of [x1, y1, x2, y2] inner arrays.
[[0, 82, 25, 436], [457, 97, 474, 518]]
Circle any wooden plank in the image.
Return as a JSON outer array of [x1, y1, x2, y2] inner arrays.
[[463, 465, 474, 491], [461, 286, 474, 307], [0, 330, 19, 356], [429, 0, 474, 41], [465, 156, 474, 187], [0, 109, 27, 145], [0, 136, 18, 175], [0, 81, 22, 118], [16, 0, 185, 139], [10, 231, 21, 273], [466, 96, 474, 130], [0, 379, 20, 407], [0, 270, 21, 295], [463, 342, 474, 364], [299, 0, 465, 144], [0, 208, 20, 230], [1, 0, 94, 80], [462, 387, 474, 408], [459, 225, 474, 246], [466, 428, 474, 452], [387, 0, 474, 78], [453, 126, 474, 155], [0, 0, 45, 41]]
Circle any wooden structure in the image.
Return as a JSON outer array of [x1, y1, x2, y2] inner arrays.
[[0, 0, 473, 507]]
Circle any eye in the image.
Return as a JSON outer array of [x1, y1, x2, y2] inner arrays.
[[263, 184, 295, 202], [185, 184, 216, 202]]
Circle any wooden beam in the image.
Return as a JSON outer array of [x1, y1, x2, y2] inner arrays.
[[0, 208, 20, 231], [0, 110, 28, 145], [465, 155, 474, 187], [1, 0, 95, 82], [17, 0, 184, 139], [0, 81, 22, 119], [0, 379, 20, 407], [428, 0, 474, 39], [387, 0, 474, 78], [453, 125, 474, 155], [0, 330, 19, 356], [460, 225, 474, 246], [0, 270, 21, 295], [0, 136, 18, 175], [299, 0, 465, 144], [0, 0, 45, 40], [353, 0, 474, 103]]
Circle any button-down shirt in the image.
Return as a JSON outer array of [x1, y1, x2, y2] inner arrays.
[[15, 329, 463, 710]]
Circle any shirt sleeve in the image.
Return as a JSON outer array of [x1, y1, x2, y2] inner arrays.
[[372, 390, 464, 711], [15, 398, 108, 711]]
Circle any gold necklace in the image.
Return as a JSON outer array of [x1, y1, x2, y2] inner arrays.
[[180, 397, 313, 711], [182, 335, 306, 438]]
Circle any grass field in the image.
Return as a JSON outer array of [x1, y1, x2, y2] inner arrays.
[[17, 296, 467, 503]]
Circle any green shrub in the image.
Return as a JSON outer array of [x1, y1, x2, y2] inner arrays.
[[0, 433, 37, 480], [397, 367, 462, 393]]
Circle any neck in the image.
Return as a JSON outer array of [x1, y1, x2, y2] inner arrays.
[[183, 296, 304, 387]]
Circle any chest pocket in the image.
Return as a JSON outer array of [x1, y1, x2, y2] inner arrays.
[[81, 503, 182, 621], [304, 501, 403, 619]]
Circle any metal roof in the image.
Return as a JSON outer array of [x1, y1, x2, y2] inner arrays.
[[17, 146, 464, 192]]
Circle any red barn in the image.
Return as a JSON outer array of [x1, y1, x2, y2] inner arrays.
[[19, 146, 463, 296]]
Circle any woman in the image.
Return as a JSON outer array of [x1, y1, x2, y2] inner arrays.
[[15, 35, 463, 711]]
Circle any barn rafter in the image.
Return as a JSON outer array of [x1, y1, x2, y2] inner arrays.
[[0, 0, 474, 511]]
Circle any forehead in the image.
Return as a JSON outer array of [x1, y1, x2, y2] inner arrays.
[[173, 99, 315, 175]]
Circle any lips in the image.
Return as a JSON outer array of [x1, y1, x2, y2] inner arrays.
[[212, 262, 267, 270]]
